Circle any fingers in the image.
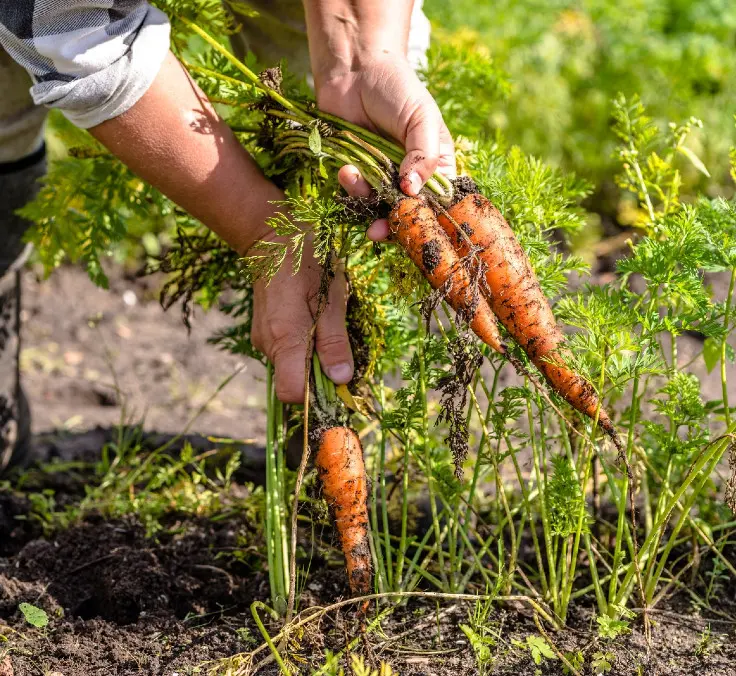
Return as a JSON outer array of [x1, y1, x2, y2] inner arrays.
[[438, 122, 457, 179], [252, 259, 354, 404], [253, 300, 314, 404], [367, 219, 390, 241], [338, 165, 372, 198], [315, 266, 354, 385], [398, 93, 443, 196]]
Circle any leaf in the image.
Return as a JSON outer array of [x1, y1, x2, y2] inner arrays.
[[336, 385, 372, 417], [703, 337, 721, 374], [18, 603, 48, 628], [308, 125, 322, 155], [677, 146, 711, 178], [596, 615, 630, 639], [526, 635, 556, 665], [592, 651, 615, 674]]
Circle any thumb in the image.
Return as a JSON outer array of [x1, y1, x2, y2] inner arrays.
[[315, 269, 354, 385], [398, 93, 442, 197]]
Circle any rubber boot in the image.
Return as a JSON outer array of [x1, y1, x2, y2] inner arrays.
[[0, 145, 46, 472]]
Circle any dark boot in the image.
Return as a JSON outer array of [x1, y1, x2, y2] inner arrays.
[[0, 145, 46, 472]]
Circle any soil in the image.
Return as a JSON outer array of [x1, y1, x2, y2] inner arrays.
[[3, 263, 736, 674], [20, 263, 267, 443], [2, 460, 736, 675]]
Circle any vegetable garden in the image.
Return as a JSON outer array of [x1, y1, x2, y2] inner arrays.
[[3, 1, 736, 674]]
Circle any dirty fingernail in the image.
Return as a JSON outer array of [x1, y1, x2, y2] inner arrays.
[[325, 362, 353, 384]]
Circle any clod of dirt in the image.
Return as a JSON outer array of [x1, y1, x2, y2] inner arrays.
[[452, 175, 479, 204]]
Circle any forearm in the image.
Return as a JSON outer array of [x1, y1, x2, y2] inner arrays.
[[303, 0, 414, 86], [89, 52, 282, 254]]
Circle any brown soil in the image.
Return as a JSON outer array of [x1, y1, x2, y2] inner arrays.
[[20, 263, 267, 442], [2, 453, 736, 676], [4, 263, 736, 675]]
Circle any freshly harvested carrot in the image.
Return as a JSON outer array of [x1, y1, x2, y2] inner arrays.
[[438, 193, 616, 438], [389, 196, 506, 355], [315, 426, 371, 600]]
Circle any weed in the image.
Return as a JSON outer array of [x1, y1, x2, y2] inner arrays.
[[17, 605, 48, 630]]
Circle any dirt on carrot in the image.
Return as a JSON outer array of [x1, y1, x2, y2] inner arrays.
[[438, 193, 616, 437], [389, 196, 507, 356], [315, 426, 371, 601]]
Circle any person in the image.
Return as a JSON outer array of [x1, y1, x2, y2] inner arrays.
[[0, 1, 456, 470]]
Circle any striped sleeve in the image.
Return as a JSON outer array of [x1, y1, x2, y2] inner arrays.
[[0, 1, 171, 128]]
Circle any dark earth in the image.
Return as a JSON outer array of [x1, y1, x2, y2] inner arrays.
[[3, 462, 736, 675], [2, 263, 736, 674]]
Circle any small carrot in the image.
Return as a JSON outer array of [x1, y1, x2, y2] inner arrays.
[[315, 425, 371, 602], [438, 193, 616, 438], [389, 196, 506, 355]]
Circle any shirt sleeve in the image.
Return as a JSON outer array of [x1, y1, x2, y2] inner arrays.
[[0, 1, 170, 129]]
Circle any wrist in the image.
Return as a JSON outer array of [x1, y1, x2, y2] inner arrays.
[[304, 1, 413, 88], [313, 47, 406, 90], [227, 181, 285, 256]]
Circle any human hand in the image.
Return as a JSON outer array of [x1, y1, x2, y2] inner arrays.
[[319, 52, 456, 240]]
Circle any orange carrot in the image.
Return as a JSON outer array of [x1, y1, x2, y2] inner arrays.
[[438, 193, 616, 438], [315, 426, 371, 601], [389, 196, 506, 355]]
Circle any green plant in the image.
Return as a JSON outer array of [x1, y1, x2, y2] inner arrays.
[[459, 596, 499, 675], [596, 615, 631, 640], [512, 634, 557, 667], [17, 4, 736, 667], [591, 650, 616, 674], [18, 604, 48, 630]]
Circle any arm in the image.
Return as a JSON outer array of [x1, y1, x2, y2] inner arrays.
[[89, 52, 280, 255], [0, 1, 356, 401]]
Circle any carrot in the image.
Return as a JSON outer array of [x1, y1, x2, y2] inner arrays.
[[389, 197, 506, 355], [438, 193, 616, 438], [315, 425, 371, 602]]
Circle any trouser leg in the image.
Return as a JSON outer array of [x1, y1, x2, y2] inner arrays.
[[0, 49, 47, 471]]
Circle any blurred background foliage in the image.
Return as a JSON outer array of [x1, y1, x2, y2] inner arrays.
[[424, 0, 736, 208]]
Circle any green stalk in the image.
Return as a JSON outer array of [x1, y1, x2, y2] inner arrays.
[[369, 430, 388, 595], [395, 436, 412, 589], [608, 374, 640, 607], [615, 425, 736, 607], [179, 17, 308, 118], [417, 317, 449, 590], [559, 361, 607, 621], [377, 377, 395, 590], [526, 392, 557, 604], [265, 364, 287, 609], [275, 397, 290, 601], [722, 267, 736, 428]]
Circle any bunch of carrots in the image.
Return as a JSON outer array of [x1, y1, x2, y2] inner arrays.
[[184, 20, 620, 607]]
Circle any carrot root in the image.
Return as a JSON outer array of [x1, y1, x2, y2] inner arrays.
[[439, 193, 617, 436], [389, 196, 506, 355], [315, 426, 372, 601]]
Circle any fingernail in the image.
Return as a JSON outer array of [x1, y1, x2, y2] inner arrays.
[[346, 168, 360, 185], [325, 362, 353, 384], [408, 171, 422, 195]]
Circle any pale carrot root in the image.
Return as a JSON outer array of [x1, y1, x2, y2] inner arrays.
[[439, 193, 618, 438], [315, 426, 372, 600], [389, 197, 506, 355]]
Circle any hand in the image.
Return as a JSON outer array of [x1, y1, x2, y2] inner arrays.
[[319, 52, 456, 240], [251, 235, 352, 404]]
